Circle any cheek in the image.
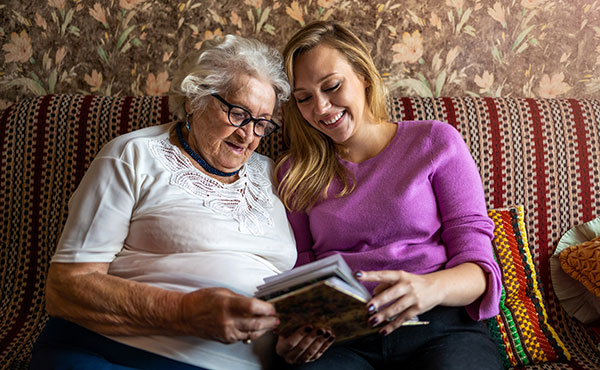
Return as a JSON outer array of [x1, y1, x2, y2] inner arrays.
[[297, 104, 313, 123], [248, 137, 261, 151]]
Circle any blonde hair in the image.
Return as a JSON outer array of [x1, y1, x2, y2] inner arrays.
[[275, 21, 389, 212], [169, 34, 290, 120]]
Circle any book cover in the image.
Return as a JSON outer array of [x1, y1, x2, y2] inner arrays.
[[265, 276, 378, 342], [256, 254, 427, 342]]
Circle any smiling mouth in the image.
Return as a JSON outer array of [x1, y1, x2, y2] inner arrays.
[[321, 111, 345, 126], [226, 141, 245, 154]]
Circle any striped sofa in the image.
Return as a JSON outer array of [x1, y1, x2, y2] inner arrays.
[[1, 94, 599, 369]]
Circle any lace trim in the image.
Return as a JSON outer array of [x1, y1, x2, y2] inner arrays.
[[148, 137, 274, 235]]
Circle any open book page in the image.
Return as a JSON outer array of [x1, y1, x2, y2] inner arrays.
[[256, 254, 370, 300]]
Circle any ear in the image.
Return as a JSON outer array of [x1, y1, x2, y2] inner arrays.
[[184, 98, 192, 116], [361, 74, 371, 88]]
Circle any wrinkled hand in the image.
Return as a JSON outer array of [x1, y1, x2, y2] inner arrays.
[[356, 270, 440, 335], [179, 287, 279, 344], [276, 326, 335, 364]]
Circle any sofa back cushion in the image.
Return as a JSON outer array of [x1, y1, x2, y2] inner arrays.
[[1, 94, 599, 368]]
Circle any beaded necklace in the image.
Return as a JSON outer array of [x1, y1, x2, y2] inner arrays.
[[175, 120, 241, 177]]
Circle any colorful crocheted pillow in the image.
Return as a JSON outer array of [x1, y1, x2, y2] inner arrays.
[[486, 206, 570, 368]]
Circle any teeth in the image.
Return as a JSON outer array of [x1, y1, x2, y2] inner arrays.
[[323, 111, 344, 125]]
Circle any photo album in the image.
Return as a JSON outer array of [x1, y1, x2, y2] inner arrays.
[[255, 254, 428, 342]]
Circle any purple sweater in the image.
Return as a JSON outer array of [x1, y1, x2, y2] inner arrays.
[[281, 121, 501, 320]]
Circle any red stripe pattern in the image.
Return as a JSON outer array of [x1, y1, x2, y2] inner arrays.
[[1, 94, 599, 369]]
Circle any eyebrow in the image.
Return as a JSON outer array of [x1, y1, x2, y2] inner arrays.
[[226, 99, 273, 119], [293, 72, 338, 93]]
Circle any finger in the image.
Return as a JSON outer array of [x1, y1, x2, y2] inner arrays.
[[294, 329, 333, 363], [306, 332, 335, 362], [372, 281, 393, 296], [378, 307, 421, 336], [232, 296, 276, 316], [237, 315, 280, 333], [369, 299, 421, 335], [367, 278, 417, 313], [280, 327, 323, 363], [276, 326, 314, 354], [355, 269, 406, 284]]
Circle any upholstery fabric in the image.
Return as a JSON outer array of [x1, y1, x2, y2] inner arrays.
[[487, 206, 569, 368], [1, 95, 600, 369]]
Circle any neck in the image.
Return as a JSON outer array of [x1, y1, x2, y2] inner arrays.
[[336, 120, 396, 163], [175, 121, 241, 178]]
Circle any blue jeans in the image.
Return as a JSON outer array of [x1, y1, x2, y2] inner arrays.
[[282, 306, 502, 370], [29, 317, 208, 370]]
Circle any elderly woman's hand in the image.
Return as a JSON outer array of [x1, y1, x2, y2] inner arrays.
[[276, 326, 335, 364], [179, 287, 280, 344]]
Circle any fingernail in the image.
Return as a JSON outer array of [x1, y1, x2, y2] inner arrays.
[[380, 329, 388, 336], [316, 329, 324, 336], [354, 271, 363, 278], [323, 331, 330, 338], [368, 304, 376, 313], [369, 317, 379, 327], [304, 326, 313, 333], [328, 336, 335, 342]]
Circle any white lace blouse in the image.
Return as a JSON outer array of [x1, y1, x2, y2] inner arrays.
[[52, 122, 297, 369]]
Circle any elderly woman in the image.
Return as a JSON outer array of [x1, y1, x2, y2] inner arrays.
[[30, 35, 295, 370]]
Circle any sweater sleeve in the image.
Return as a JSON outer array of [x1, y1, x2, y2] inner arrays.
[[429, 122, 501, 320], [276, 160, 315, 267]]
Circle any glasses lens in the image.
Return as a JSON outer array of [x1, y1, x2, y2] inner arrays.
[[228, 106, 250, 126], [256, 120, 278, 137]]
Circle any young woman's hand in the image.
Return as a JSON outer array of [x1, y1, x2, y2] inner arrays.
[[276, 326, 335, 364], [355, 262, 487, 335]]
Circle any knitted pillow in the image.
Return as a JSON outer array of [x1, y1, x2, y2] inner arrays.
[[559, 236, 600, 298], [486, 206, 570, 368], [551, 216, 600, 324]]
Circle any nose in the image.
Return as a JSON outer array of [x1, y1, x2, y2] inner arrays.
[[235, 121, 255, 142], [314, 93, 331, 115]]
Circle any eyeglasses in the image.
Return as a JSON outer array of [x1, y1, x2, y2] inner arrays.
[[211, 94, 280, 137]]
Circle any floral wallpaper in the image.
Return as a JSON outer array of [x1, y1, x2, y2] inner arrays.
[[1, 0, 599, 112]]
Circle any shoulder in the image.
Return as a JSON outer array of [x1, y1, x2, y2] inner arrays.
[[274, 155, 294, 182], [97, 122, 173, 160], [398, 120, 463, 147], [397, 120, 458, 136], [247, 151, 275, 177]]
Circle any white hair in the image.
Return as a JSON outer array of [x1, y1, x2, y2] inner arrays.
[[169, 34, 290, 119]]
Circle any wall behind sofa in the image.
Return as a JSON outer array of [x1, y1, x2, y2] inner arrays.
[[1, 0, 599, 110]]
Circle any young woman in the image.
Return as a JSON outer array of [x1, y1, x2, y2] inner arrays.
[[274, 21, 503, 370]]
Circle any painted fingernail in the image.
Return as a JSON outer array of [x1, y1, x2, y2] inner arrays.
[[316, 329, 324, 336], [380, 329, 388, 336], [368, 304, 376, 313], [323, 331, 330, 338], [369, 317, 379, 327], [304, 326, 313, 333], [328, 336, 335, 342], [354, 271, 363, 278]]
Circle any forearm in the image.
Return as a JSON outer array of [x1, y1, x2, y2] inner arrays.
[[428, 262, 487, 307], [45, 262, 187, 336]]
